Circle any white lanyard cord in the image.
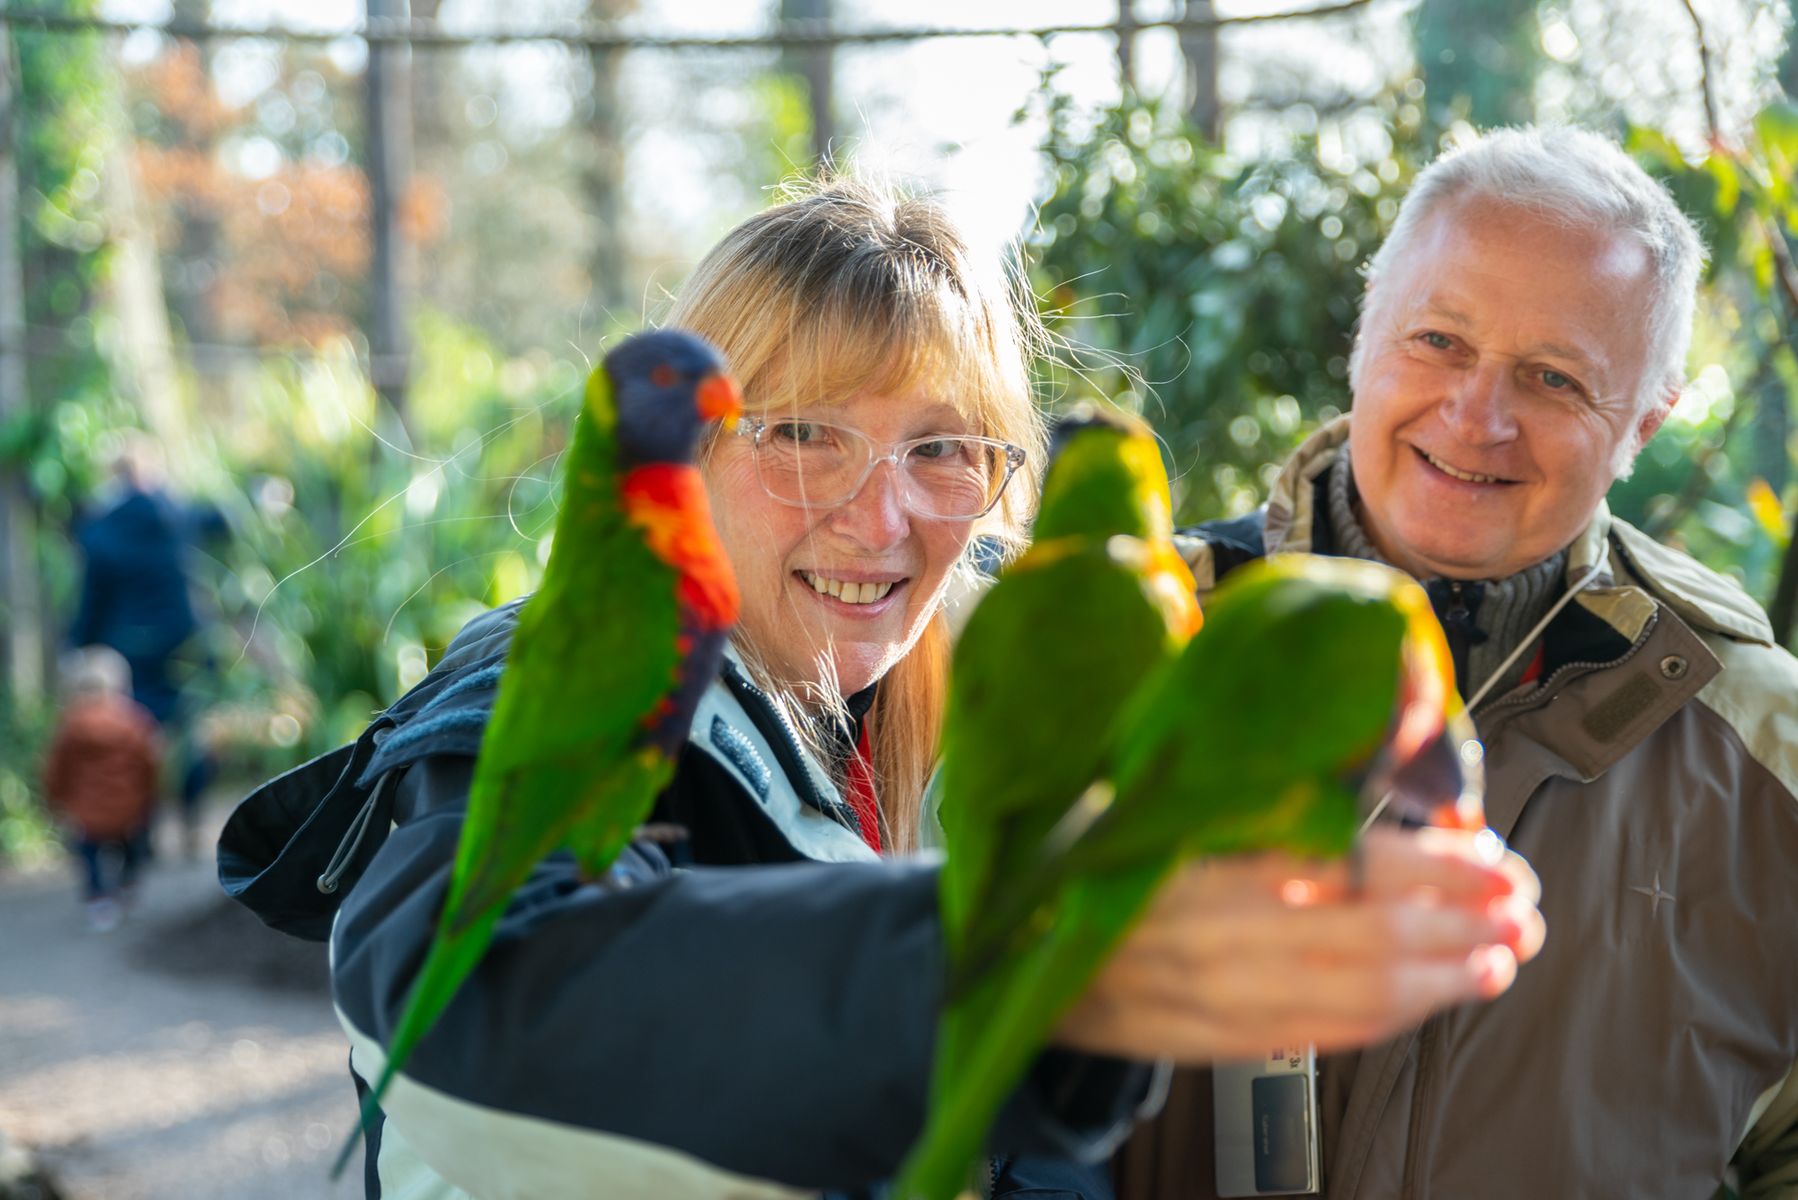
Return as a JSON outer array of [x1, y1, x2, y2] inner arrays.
[[1464, 559, 1607, 712], [1355, 558, 1606, 838]]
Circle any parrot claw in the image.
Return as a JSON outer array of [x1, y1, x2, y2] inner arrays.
[[631, 821, 691, 845]]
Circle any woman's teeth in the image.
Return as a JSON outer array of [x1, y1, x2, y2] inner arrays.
[[800, 571, 896, 605]]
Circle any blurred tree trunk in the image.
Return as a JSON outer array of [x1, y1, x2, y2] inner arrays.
[[1116, 0, 1137, 92], [1784, 0, 1798, 97], [1180, 0, 1220, 141], [781, 0, 834, 163], [1766, 5, 1796, 523], [0, 28, 43, 706], [104, 118, 188, 460], [1413, 0, 1539, 130], [167, 0, 221, 356], [1764, 1, 1798, 646], [1772, 480, 1798, 647], [409, 0, 444, 149], [1752, 363, 1790, 493], [584, 0, 632, 325], [365, 0, 413, 429]]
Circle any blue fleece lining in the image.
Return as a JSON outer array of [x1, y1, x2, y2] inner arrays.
[[361, 709, 491, 782], [421, 661, 505, 709]]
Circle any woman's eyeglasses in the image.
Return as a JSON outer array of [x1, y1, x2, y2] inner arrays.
[[736, 418, 1026, 520]]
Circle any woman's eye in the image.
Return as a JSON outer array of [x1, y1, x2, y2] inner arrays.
[[768, 421, 819, 445], [910, 438, 956, 461]]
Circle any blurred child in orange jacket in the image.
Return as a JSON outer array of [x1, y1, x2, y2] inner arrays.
[[43, 646, 162, 931]]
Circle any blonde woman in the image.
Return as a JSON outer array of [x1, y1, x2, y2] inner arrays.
[[227, 177, 1540, 1200]]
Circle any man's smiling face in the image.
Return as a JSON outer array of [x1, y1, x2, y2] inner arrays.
[[1347, 197, 1675, 581]]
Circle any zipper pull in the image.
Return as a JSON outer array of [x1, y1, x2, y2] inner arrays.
[[1430, 580, 1488, 694]]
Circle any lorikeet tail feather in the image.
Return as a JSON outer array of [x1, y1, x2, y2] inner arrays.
[[895, 860, 1173, 1200], [329, 903, 506, 1179]]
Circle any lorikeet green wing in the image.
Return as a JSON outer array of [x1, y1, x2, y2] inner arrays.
[[332, 330, 743, 1178], [896, 555, 1477, 1200], [937, 407, 1200, 950], [898, 409, 1201, 1200]]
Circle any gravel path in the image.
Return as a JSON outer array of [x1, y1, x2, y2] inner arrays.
[[0, 809, 365, 1199]]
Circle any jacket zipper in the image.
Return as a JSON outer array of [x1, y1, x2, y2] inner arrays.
[[1437, 580, 1481, 693], [723, 663, 862, 834], [1400, 1023, 1438, 1197]]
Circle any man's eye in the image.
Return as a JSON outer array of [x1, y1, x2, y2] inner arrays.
[[1420, 331, 1455, 351], [1540, 369, 1576, 391]]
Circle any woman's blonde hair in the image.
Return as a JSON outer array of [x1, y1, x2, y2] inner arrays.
[[667, 174, 1048, 852]]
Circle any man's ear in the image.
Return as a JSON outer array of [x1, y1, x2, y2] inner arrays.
[[1636, 380, 1681, 446]]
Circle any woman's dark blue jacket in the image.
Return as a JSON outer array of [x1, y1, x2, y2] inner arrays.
[[220, 599, 1157, 1199]]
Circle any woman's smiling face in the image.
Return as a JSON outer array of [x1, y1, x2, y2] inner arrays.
[[702, 383, 980, 701]]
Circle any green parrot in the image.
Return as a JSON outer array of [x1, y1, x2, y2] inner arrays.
[[896, 553, 1482, 1200], [331, 329, 744, 1178], [936, 406, 1203, 946], [900, 407, 1203, 1200]]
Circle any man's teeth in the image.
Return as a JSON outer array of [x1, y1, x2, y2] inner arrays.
[[800, 572, 896, 604], [1424, 451, 1504, 484]]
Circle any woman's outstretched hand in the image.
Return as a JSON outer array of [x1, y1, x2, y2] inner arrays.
[[1053, 825, 1544, 1062]]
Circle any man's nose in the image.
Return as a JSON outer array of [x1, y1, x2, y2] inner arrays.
[[828, 458, 910, 549], [1439, 360, 1520, 444]]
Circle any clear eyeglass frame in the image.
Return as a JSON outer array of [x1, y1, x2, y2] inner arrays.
[[735, 416, 1028, 520]]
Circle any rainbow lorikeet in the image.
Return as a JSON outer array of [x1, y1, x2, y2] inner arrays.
[[897, 407, 1202, 1200], [332, 329, 744, 1177], [897, 552, 1482, 1200]]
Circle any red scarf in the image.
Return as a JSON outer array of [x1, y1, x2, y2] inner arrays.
[[844, 723, 882, 854]]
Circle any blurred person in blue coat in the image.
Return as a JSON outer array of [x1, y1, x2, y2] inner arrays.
[[69, 433, 224, 854]]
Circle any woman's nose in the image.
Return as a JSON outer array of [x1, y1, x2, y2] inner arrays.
[[827, 458, 910, 549]]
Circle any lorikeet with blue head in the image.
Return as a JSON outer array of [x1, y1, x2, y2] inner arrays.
[[897, 549, 1483, 1200], [897, 406, 1202, 1200], [331, 328, 743, 1178]]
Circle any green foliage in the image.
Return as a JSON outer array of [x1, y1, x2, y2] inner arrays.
[[12, 10, 116, 438], [0, 695, 58, 868], [1621, 108, 1798, 601], [748, 72, 818, 187], [1413, 0, 1542, 131], [187, 313, 582, 770], [1028, 84, 1425, 523]]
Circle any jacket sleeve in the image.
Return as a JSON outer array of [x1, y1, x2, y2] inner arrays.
[[331, 753, 1159, 1196]]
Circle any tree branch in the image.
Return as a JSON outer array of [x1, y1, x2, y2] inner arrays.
[[1680, 0, 1722, 140]]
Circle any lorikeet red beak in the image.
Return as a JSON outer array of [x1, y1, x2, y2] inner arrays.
[[696, 372, 743, 431]]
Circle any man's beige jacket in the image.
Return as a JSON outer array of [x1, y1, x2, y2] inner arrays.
[[1116, 419, 1798, 1199]]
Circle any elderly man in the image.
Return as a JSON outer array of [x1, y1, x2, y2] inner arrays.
[[1114, 126, 1798, 1198]]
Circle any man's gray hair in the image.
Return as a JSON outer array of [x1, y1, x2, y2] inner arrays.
[[1356, 125, 1707, 413]]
